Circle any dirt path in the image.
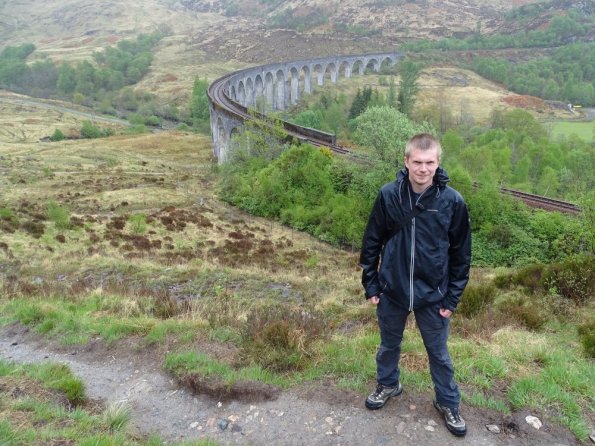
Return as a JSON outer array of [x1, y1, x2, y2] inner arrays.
[[0, 325, 578, 446]]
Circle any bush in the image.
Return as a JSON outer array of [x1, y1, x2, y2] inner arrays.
[[541, 255, 594, 304], [80, 120, 102, 139], [457, 283, 497, 318], [577, 318, 595, 358], [80, 120, 114, 139], [511, 263, 545, 292], [241, 305, 327, 372], [128, 213, 147, 234], [49, 128, 65, 141], [46, 201, 70, 230], [504, 294, 549, 330]]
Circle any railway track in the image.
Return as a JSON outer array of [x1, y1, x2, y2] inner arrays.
[[208, 75, 581, 215], [501, 187, 581, 215]]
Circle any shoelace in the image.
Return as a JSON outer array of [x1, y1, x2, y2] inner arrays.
[[446, 409, 461, 423], [373, 385, 385, 397]]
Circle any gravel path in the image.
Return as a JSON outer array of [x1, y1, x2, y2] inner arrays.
[[0, 325, 579, 446]]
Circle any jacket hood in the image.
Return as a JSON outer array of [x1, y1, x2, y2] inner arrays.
[[396, 166, 450, 202]]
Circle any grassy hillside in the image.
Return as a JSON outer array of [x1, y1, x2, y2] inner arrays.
[[0, 97, 593, 442]]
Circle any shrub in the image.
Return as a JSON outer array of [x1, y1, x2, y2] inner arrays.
[[49, 128, 65, 141], [80, 120, 114, 138], [495, 292, 548, 330], [128, 213, 147, 234], [47, 201, 71, 230], [457, 283, 497, 318], [541, 255, 594, 304], [241, 305, 327, 372], [81, 120, 103, 138], [511, 263, 545, 292], [493, 272, 512, 289], [0, 207, 19, 233], [21, 220, 45, 238], [577, 318, 595, 358]]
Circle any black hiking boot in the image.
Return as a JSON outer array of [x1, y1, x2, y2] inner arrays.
[[365, 382, 403, 410], [433, 399, 467, 436]]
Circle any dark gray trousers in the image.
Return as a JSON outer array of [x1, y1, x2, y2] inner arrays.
[[376, 296, 460, 408]]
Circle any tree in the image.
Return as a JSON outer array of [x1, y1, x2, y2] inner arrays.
[[387, 76, 398, 109], [397, 59, 421, 117], [349, 86, 373, 119], [189, 76, 210, 131], [352, 106, 433, 167], [292, 110, 323, 129]]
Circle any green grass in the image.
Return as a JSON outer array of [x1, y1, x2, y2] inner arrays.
[[548, 120, 594, 142], [1, 295, 156, 345], [164, 350, 286, 388], [0, 358, 217, 445]]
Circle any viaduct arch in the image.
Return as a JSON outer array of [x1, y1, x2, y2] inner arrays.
[[207, 52, 402, 162]]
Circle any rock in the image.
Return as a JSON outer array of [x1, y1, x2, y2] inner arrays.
[[189, 421, 199, 429], [427, 419, 438, 427], [409, 405, 416, 410], [486, 424, 501, 434], [218, 419, 229, 431], [397, 421, 406, 434], [525, 415, 542, 430], [424, 426, 435, 432], [589, 433, 595, 443]]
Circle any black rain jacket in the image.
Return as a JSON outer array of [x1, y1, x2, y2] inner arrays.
[[360, 167, 471, 312]]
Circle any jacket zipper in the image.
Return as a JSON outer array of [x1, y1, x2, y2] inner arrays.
[[409, 186, 429, 311]]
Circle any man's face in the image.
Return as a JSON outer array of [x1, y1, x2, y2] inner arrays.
[[404, 147, 439, 192]]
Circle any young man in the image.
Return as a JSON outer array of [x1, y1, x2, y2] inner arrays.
[[359, 133, 472, 436]]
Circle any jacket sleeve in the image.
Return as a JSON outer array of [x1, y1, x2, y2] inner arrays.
[[359, 191, 389, 299], [443, 195, 472, 312]]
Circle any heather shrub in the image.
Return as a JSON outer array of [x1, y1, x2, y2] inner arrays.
[[541, 255, 594, 304], [457, 282, 496, 318], [577, 318, 595, 358], [241, 305, 327, 372]]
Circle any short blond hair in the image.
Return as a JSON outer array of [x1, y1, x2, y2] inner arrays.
[[404, 133, 442, 161]]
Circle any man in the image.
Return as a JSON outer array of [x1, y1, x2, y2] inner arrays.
[[359, 133, 471, 436]]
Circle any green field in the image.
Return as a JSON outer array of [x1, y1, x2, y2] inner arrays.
[[548, 120, 594, 142]]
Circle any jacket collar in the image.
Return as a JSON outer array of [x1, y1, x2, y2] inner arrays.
[[396, 167, 450, 203]]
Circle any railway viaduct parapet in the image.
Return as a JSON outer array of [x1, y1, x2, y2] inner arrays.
[[208, 52, 402, 162]]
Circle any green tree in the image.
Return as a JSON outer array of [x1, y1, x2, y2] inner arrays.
[[352, 106, 433, 167], [189, 76, 210, 131], [292, 110, 323, 129], [0, 43, 35, 60], [397, 59, 421, 117], [56, 63, 77, 95], [387, 76, 398, 109]]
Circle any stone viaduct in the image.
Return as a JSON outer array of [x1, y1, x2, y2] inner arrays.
[[207, 52, 403, 162]]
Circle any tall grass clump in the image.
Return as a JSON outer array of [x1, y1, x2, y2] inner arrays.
[[103, 401, 133, 432], [128, 213, 147, 234], [46, 201, 71, 230]]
